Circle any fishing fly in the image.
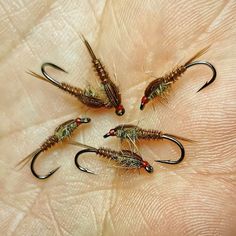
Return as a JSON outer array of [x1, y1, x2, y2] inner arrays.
[[140, 46, 217, 110], [104, 124, 188, 164], [16, 117, 91, 179], [71, 142, 153, 174], [81, 34, 125, 116], [28, 63, 112, 109]]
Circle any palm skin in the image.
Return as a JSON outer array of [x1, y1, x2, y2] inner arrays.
[[0, 1, 236, 235]]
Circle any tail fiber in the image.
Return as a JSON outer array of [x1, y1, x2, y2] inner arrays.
[[184, 45, 211, 66], [80, 34, 97, 61], [164, 133, 196, 143], [15, 149, 41, 170], [68, 141, 94, 149], [26, 70, 48, 83]]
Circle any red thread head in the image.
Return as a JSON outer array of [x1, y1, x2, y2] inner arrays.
[[142, 161, 153, 173], [103, 129, 116, 138], [140, 96, 149, 110], [76, 117, 91, 125], [115, 104, 125, 116]]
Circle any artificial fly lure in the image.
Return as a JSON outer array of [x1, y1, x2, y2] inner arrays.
[[16, 117, 91, 179], [27, 63, 112, 109], [81, 34, 125, 116], [104, 124, 188, 164], [140, 46, 217, 110], [70, 142, 153, 174]]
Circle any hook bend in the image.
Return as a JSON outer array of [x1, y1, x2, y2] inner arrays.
[[30, 149, 60, 179], [185, 60, 216, 92], [155, 134, 185, 164], [74, 148, 98, 175], [41, 62, 68, 88]]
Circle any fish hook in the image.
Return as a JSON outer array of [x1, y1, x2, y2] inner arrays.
[[74, 148, 98, 174], [185, 60, 217, 92], [155, 134, 185, 164], [30, 149, 60, 179], [41, 62, 68, 88]]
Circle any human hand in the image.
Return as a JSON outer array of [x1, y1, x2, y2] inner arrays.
[[1, 1, 235, 235]]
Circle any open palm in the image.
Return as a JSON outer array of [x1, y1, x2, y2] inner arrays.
[[1, 1, 236, 235]]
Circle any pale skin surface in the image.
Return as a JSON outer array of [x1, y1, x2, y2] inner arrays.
[[0, 0, 236, 235]]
